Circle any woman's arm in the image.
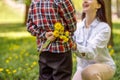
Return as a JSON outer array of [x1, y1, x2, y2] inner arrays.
[[76, 24, 111, 60]]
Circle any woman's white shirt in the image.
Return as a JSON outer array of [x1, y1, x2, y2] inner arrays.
[[73, 18, 116, 70]]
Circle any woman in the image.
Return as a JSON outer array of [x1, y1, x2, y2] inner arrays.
[[72, 0, 116, 80]]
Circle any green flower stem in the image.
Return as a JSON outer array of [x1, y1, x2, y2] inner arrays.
[[39, 39, 51, 54], [42, 40, 51, 49]]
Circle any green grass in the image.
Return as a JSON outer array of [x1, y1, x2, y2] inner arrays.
[[111, 22, 120, 80], [0, 0, 120, 80], [0, 23, 38, 80]]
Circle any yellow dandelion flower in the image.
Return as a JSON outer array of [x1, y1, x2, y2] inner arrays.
[[63, 37, 69, 43], [54, 22, 62, 30], [0, 68, 4, 72], [31, 65, 34, 68], [60, 30, 64, 35], [32, 61, 37, 66], [110, 49, 114, 56], [60, 28, 64, 35], [9, 57, 12, 60], [6, 69, 11, 74], [60, 35, 66, 40], [8, 71, 11, 74], [108, 45, 112, 49], [6, 69, 10, 72], [13, 70, 17, 73], [65, 31, 69, 37], [53, 30, 59, 37], [60, 26, 64, 31], [6, 60, 10, 63]]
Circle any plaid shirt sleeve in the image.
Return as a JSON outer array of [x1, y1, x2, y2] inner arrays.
[[26, 2, 46, 39], [58, 0, 77, 36]]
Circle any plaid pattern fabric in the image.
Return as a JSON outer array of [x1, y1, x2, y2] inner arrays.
[[26, 0, 77, 53]]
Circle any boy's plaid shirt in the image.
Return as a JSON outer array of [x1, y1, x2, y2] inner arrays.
[[26, 0, 77, 53]]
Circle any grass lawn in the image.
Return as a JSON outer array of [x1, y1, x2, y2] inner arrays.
[[0, 0, 120, 80]]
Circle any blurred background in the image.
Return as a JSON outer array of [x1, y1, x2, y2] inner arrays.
[[0, 0, 120, 80]]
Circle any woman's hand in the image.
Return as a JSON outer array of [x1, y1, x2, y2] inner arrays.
[[71, 42, 77, 50]]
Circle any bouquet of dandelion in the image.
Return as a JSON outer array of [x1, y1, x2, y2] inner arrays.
[[39, 22, 69, 53]]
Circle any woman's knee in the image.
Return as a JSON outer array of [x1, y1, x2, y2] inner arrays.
[[81, 69, 101, 80]]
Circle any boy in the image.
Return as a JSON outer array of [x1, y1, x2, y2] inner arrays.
[[26, 0, 76, 80]]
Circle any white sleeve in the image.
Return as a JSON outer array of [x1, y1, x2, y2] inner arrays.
[[76, 24, 111, 60]]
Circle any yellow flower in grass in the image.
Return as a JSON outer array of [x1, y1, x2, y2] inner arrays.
[[108, 45, 112, 49], [8, 71, 11, 74], [6, 69, 11, 74], [8, 57, 12, 60], [6, 69, 10, 72], [13, 70, 17, 73], [32, 61, 37, 66], [0, 68, 4, 72], [108, 45, 115, 56], [31, 65, 34, 68], [6, 59, 10, 63], [110, 49, 114, 56]]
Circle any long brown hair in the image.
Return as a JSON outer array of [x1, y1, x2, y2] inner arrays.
[[81, 0, 107, 23]]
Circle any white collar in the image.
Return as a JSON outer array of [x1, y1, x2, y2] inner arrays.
[[81, 18, 100, 28]]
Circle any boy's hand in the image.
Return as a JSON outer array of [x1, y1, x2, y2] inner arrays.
[[45, 32, 56, 42]]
